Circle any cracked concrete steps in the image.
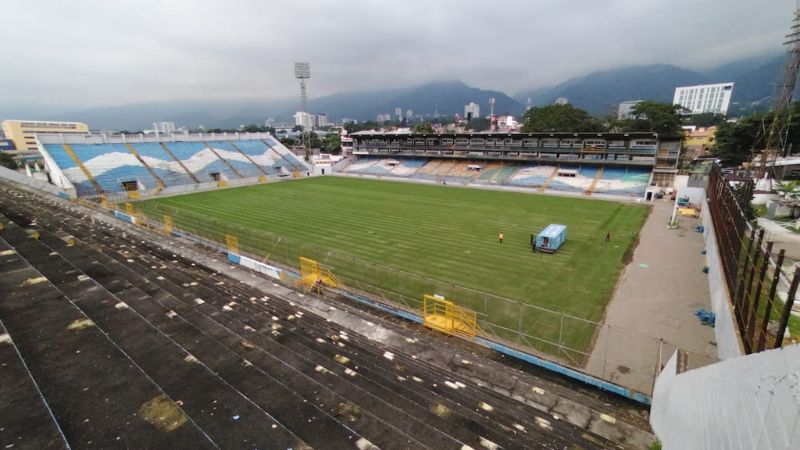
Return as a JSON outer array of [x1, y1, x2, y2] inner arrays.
[[0, 231, 218, 449]]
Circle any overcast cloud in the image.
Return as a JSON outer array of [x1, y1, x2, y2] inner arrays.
[[0, 0, 793, 112]]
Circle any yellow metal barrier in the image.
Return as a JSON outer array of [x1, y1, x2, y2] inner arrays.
[[225, 234, 239, 253], [163, 215, 173, 235], [293, 170, 301, 178], [125, 203, 136, 215], [258, 175, 268, 183], [127, 191, 141, 200], [295, 256, 341, 293], [217, 180, 227, 188], [422, 294, 478, 338]]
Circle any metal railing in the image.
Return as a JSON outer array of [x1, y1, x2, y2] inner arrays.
[[706, 164, 799, 353]]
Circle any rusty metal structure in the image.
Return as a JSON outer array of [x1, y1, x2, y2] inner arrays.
[[706, 164, 798, 352]]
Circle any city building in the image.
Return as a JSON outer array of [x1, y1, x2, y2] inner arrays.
[[0, 139, 16, 152], [153, 121, 176, 134], [554, 97, 569, 105], [464, 102, 480, 121], [682, 126, 718, 159], [376, 113, 391, 122], [294, 111, 315, 129], [673, 82, 734, 115], [405, 109, 413, 120], [265, 118, 276, 128], [1, 120, 89, 155], [617, 100, 643, 120], [315, 113, 329, 128], [394, 107, 403, 121]]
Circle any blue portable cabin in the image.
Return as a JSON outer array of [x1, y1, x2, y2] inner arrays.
[[535, 224, 567, 253]]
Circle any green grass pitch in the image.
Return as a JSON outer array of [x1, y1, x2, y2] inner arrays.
[[136, 177, 649, 357]]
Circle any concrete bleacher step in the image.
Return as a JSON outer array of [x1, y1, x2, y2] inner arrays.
[[0, 225, 217, 449], [0, 246, 69, 450]]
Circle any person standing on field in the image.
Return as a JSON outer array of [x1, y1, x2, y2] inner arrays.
[[605, 231, 611, 242], [499, 232, 504, 243]]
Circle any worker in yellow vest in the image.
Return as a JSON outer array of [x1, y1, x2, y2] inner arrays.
[[498, 231, 504, 243]]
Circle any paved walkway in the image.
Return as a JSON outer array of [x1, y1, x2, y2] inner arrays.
[[586, 199, 718, 395]]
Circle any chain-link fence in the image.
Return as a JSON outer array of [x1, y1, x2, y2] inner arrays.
[[126, 201, 713, 396]]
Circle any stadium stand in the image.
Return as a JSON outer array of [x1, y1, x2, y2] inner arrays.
[[0, 181, 655, 449], [36, 134, 310, 198], [346, 131, 680, 197]]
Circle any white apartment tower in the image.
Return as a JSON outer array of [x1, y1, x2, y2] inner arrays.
[[464, 102, 480, 120], [673, 82, 734, 115]]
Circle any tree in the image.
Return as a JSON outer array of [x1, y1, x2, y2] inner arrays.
[[280, 137, 298, 147], [520, 104, 602, 133], [465, 117, 490, 132], [619, 101, 686, 136], [688, 113, 726, 128], [712, 103, 800, 167], [412, 122, 434, 134], [322, 133, 341, 154], [775, 180, 799, 200], [711, 116, 764, 166], [0, 153, 17, 170]]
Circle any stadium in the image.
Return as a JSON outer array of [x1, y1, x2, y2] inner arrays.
[[0, 118, 795, 449]]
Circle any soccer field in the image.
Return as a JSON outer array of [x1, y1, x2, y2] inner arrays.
[[136, 176, 649, 355]]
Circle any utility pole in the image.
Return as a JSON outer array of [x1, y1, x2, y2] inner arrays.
[[757, 8, 800, 182]]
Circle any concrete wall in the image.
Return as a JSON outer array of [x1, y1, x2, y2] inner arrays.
[[701, 196, 744, 359], [678, 186, 705, 206], [651, 344, 800, 450], [0, 165, 75, 199]]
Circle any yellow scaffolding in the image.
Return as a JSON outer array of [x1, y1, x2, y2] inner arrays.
[[163, 215, 174, 235], [295, 256, 341, 293], [225, 234, 239, 254], [422, 294, 478, 338]]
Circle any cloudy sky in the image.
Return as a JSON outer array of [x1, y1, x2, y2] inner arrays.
[[0, 0, 794, 112]]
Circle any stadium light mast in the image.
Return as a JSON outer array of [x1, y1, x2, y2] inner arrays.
[[757, 8, 800, 181], [294, 62, 311, 114]]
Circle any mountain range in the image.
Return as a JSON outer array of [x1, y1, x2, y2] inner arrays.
[[28, 52, 789, 130]]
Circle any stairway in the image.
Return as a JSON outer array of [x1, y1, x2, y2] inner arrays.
[[125, 143, 166, 193], [584, 167, 604, 196], [158, 143, 201, 183], [539, 166, 559, 192], [203, 141, 244, 179], [61, 143, 105, 197]]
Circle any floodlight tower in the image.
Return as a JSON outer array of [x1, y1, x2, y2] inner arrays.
[[757, 8, 800, 179], [294, 62, 311, 113], [489, 97, 496, 132]]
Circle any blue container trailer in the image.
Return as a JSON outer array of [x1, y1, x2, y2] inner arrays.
[[535, 224, 567, 253]]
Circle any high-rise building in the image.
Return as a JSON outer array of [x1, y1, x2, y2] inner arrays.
[[264, 118, 276, 128], [376, 113, 391, 122], [394, 107, 403, 121], [1, 120, 89, 155], [464, 102, 480, 121], [405, 109, 413, 120], [294, 111, 315, 129], [153, 121, 176, 134], [617, 100, 643, 120], [315, 113, 329, 128], [673, 82, 734, 115]]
